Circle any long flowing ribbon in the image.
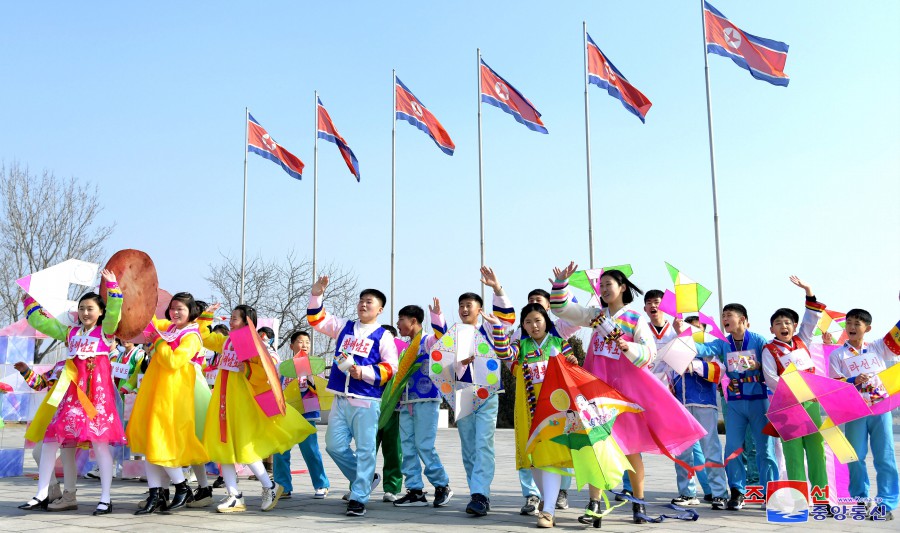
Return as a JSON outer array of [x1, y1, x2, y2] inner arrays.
[[602, 491, 699, 522], [219, 371, 229, 442], [46, 360, 97, 419]]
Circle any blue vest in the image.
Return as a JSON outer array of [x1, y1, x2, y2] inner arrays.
[[401, 335, 439, 403], [326, 321, 389, 400]]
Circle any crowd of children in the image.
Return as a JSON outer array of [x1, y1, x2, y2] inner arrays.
[[9, 262, 897, 526]]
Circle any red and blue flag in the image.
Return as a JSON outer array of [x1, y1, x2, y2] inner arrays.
[[586, 34, 652, 123], [395, 77, 455, 156], [247, 114, 304, 180], [704, 1, 789, 87], [480, 59, 547, 134], [317, 97, 360, 181]]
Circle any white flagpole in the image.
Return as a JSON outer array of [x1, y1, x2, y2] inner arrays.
[[700, 0, 725, 316], [583, 22, 595, 269], [240, 107, 249, 304], [477, 48, 485, 301], [312, 91, 319, 355], [391, 70, 397, 322]]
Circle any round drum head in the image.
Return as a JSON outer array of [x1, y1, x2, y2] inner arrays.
[[100, 249, 159, 339]]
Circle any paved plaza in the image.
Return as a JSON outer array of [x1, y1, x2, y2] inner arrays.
[[0, 423, 896, 532]]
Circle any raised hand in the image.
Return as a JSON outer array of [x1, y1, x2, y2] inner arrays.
[[479, 266, 501, 292], [480, 310, 501, 326], [429, 297, 441, 316], [100, 269, 117, 284], [789, 275, 813, 296], [312, 275, 329, 297], [204, 303, 222, 316], [552, 261, 578, 282]]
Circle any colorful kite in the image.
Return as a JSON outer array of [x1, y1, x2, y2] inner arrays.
[[767, 363, 871, 463], [664, 262, 712, 314], [568, 265, 634, 300], [379, 331, 422, 428], [16, 259, 99, 326], [429, 324, 501, 419], [657, 329, 699, 375]]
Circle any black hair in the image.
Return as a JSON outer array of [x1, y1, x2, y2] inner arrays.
[[290, 330, 310, 344], [165, 292, 202, 322], [212, 324, 230, 335], [381, 324, 398, 337], [257, 326, 275, 339], [770, 308, 799, 326], [527, 288, 550, 302], [599, 270, 643, 305], [360, 288, 387, 308], [685, 315, 700, 325], [233, 304, 258, 328], [78, 292, 106, 325], [722, 303, 749, 320], [398, 304, 425, 325], [644, 289, 665, 303], [846, 308, 873, 326], [458, 292, 484, 308], [519, 302, 553, 337]]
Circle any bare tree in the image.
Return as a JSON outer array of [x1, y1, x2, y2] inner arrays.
[[0, 161, 114, 362], [205, 250, 358, 358]]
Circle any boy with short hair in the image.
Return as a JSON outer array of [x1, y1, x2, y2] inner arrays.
[[308, 277, 399, 517], [430, 266, 515, 516], [391, 304, 453, 508], [273, 330, 330, 499], [676, 303, 777, 511], [828, 309, 898, 520]]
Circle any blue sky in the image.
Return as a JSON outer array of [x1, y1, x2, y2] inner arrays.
[[1, 1, 897, 336]]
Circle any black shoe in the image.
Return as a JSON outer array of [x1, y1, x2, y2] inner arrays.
[[187, 486, 214, 508], [281, 491, 292, 499], [433, 486, 453, 508], [578, 499, 601, 525], [703, 494, 713, 503], [135, 487, 168, 515], [633, 502, 647, 524], [18, 497, 48, 511], [168, 481, 193, 510], [92, 502, 112, 516], [212, 476, 225, 489], [614, 489, 633, 502], [725, 487, 744, 511], [394, 489, 428, 507], [711, 496, 727, 510], [466, 493, 489, 517], [346, 499, 366, 517]]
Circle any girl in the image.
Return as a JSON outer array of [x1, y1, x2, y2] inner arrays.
[[550, 263, 706, 524], [126, 292, 210, 514], [488, 303, 581, 528], [198, 303, 314, 513], [19, 269, 125, 516]]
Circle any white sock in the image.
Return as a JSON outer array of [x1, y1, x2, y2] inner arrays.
[[145, 463, 167, 488], [246, 461, 273, 489], [35, 441, 61, 500], [94, 442, 114, 503], [221, 464, 240, 495], [532, 469, 561, 517], [164, 466, 186, 484]]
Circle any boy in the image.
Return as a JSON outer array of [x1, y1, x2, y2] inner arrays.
[[828, 309, 898, 520], [308, 276, 399, 517], [391, 304, 453, 508], [375, 324, 403, 502], [760, 277, 827, 499], [430, 266, 515, 516], [273, 330, 330, 499], [676, 303, 777, 511]]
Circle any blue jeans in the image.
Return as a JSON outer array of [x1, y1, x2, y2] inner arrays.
[[274, 421, 330, 492], [724, 399, 777, 494], [456, 394, 498, 497], [325, 396, 380, 504], [845, 413, 899, 511], [675, 406, 727, 498], [399, 401, 448, 490], [519, 468, 572, 498]]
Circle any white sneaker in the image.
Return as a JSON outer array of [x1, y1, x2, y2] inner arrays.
[[261, 483, 284, 512], [217, 492, 246, 513], [314, 488, 329, 499], [383, 492, 397, 502], [85, 465, 101, 480]]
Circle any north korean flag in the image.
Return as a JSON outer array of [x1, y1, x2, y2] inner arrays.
[[586, 34, 652, 123], [247, 114, 304, 180], [704, 1, 789, 87], [395, 77, 455, 156], [480, 59, 548, 134], [317, 97, 360, 181]]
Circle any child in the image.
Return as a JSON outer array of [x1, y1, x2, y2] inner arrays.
[[490, 303, 581, 528], [127, 292, 211, 514], [828, 308, 898, 520], [429, 266, 516, 516], [391, 304, 453, 508], [760, 276, 827, 500], [675, 302, 777, 511], [550, 262, 706, 524], [307, 277, 399, 517], [19, 269, 125, 516], [199, 303, 314, 513], [375, 324, 403, 502], [273, 330, 330, 499]]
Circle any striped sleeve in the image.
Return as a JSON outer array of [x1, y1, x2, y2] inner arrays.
[[798, 297, 826, 344], [306, 293, 347, 339], [699, 359, 724, 383], [492, 293, 515, 327], [623, 317, 655, 369], [431, 310, 447, 339], [23, 296, 70, 342], [560, 339, 574, 359], [19, 367, 50, 391], [490, 324, 513, 360], [550, 281, 570, 310]]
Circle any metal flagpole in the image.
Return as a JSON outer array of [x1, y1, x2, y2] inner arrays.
[[312, 91, 319, 355], [240, 107, 249, 304], [477, 48, 485, 301], [391, 70, 397, 321], [583, 22, 595, 269], [700, 0, 725, 316]]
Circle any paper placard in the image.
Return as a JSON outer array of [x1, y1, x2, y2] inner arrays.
[[205, 369, 218, 385], [111, 362, 130, 380], [778, 348, 814, 372], [844, 352, 885, 376], [524, 360, 548, 384], [727, 350, 757, 373], [339, 336, 375, 358]]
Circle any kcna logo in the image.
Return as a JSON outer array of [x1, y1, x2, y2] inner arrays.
[[766, 480, 809, 523]]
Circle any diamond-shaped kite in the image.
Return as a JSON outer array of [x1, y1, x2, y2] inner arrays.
[[664, 262, 712, 314], [428, 324, 501, 420], [568, 265, 633, 302]]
